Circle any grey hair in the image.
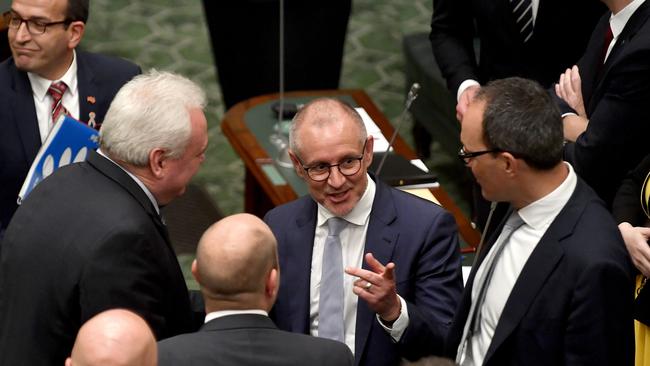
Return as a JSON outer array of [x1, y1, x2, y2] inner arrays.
[[99, 70, 206, 166], [474, 77, 564, 170], [288, 98, 367, 157]]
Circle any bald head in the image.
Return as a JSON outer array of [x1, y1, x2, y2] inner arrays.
[[194, 213, 279, 310], [289, 98, 367, 156], [66, 309, 156, 366]]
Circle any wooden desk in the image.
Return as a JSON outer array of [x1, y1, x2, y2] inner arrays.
[[221, 89, 480, 250]]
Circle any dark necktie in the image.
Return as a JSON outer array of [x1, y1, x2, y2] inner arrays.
[[510, 0, 534, 43], [47, 81, 70, 125], [318, 217, 347, 342], [601, 23, 614, 64]]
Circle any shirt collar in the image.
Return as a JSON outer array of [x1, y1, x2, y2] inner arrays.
[[27, 49, 78, 102], [517, 162, 577, 230], [610, 0, 646, 39], [317, 173, 376, 227], [96, 148, 161, 215], [204, 309, 268, 323]]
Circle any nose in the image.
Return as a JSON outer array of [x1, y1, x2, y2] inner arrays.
[[327, 166, 346, 189], [13, 21, 32, 43]]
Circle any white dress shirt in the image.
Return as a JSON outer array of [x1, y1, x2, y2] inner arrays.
[[457, 0, 540, 101], [309, 175, 409, 354], [605, 0, 646, 62], [205, 309, 268, 323], [459, 163, 577, 366], [28, 50, 80, 143]]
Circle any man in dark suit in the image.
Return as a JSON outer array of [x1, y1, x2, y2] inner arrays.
[[430, 0, 604, 121], [0, 70, 206, 365], [554, 0, 650, 207], [66, 309, 158, 366], [0, 0, 140, 237], [158, 213, 354, 365], [430, 0, 605, 231], [264, 98, 463, 366], [447, 77, 634, 365]]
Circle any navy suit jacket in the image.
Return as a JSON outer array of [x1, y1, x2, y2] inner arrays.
[[445, 178, 635, 365], [0, 150, 200, 365], [0, 51, 140, 236], [158, 314, 354, 366], [430, 0, 605, 95], [264, 179, 463, 366], [558, 2, 650, 207]]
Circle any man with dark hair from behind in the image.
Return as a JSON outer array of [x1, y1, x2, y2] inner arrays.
[[447, 77, 634, 365], [0, 0, 141, 238], [158, 213, 354, 366]]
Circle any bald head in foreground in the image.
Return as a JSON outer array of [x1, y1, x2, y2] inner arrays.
[[157, 213, 354, 366], [65, 309, 156, 366]]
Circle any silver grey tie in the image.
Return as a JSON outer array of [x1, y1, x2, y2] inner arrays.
[[456, 212, 525, 364], [318, 217, 347, 342]]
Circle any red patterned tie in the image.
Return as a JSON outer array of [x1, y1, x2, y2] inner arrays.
[[47, 81, 69, 124]]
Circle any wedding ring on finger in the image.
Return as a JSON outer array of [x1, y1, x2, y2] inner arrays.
[[364, 281, 372, 291]]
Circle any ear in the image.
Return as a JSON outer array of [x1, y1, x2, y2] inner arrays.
[[501, 152, 519, 176], [288, 150, 306, 179], [67, 21, 85, 49], [148, 148, 167, 179], [266, 268, 279, 299], [364, 136, 374, 166], [191, 259, 201, 285], [65, 357, 72, 366]]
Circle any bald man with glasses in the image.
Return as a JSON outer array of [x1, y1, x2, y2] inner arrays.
[[264, 98, 463, 366], [0, 0, 140, 238]]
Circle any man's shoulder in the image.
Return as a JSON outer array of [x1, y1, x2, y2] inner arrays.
[[0, 57, 19, 85], [264, 195, 314, 222], [381, 183, 451, 220], [76, 50, 141, 78]]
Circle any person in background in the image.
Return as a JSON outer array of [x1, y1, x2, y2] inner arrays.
[[0, 0, 140, 237]]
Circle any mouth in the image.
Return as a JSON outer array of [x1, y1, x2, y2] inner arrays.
[[326, 189, 350, 203]]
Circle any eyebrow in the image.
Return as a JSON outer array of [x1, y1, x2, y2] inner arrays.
[[9, 9, 53, 22]]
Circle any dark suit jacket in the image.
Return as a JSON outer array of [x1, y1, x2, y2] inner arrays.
[[0, 150, 199, 366], [559, 2, 650, 207], [158, 313, 355, 365], [445, 178, 635, 365], [264, 179, 463, 366], [0, 51, 140, 236], [430, 0, 605, 95]]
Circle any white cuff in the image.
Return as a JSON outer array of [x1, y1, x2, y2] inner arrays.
[[376, 295, 409, 342]]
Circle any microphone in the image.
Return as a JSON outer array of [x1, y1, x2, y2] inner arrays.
[[374, 82, 421, 177], [470, 201, 498, 269]]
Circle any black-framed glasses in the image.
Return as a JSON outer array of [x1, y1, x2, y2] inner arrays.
[[3, 11, 69, 35], [298, 140, 367, 182], [458, 146, 502, 165]]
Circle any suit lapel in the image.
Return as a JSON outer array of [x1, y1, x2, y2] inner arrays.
[[86, 150, 170, 243], [590, 2, 650, 111], [286, 199, 317, 333], [354, 180, 398, 361], [76, 52, 98, 126], [9, 65, 41, 161], [483, 185, 589, 362]]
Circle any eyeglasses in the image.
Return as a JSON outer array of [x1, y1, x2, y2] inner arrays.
[[298, 140, 367, 182], [458, 146, 502, 165], [3, 12, 69, 35]]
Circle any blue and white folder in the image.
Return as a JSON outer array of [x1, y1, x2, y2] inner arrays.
[[18, 115, 99, 204]]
